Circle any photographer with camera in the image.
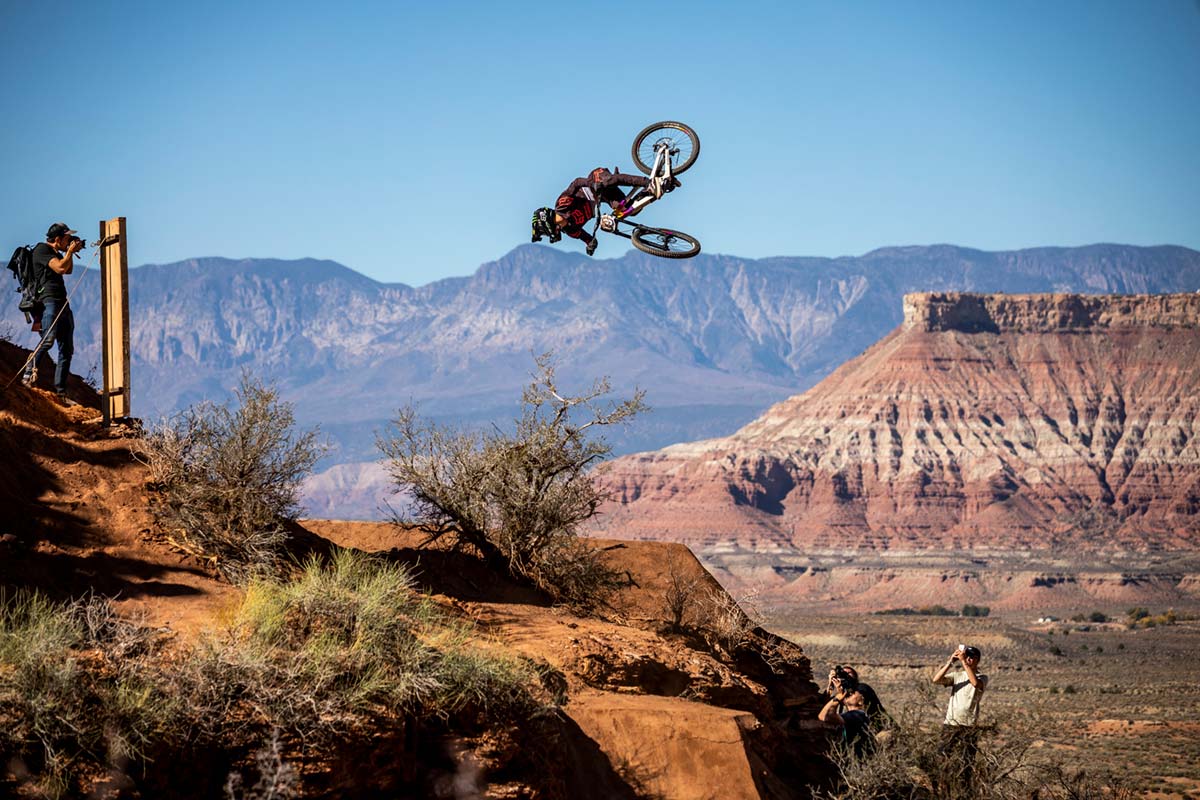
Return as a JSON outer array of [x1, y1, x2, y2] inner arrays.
[[830, 664, 889, 725], [21, 223, 82, 403], [818, 665, 872, 754], [931, 644, 989, 787]]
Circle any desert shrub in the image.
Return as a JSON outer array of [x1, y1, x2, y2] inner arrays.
[[961, 604, 991, 617], [662, 551, 707, 632], [0, 592, 169, 798], [378, 353, 644, 608], [174, 549, 542, 745], [695, 584, 767, 655], [821, 707, 1135, 800], [139, 372, 323, 582], [877, 605, 960, 617], [224, 729, 299, 800], [1089, 611, 1108, 623], [1126, 608, 1176, 629], [920, 605, 957, 616]]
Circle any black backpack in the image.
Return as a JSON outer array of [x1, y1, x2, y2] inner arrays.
[[5, 245, 42, 322]]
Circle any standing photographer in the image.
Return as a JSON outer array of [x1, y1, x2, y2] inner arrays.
[[931, 644, 989, 787], [21, 223, 81, 403]]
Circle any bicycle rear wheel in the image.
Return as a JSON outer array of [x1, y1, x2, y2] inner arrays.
[[631, 121, 700, 176], [631, 226, 701, 259]]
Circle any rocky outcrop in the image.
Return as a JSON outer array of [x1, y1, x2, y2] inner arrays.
[[593, 293, 1200, 557], [903, 291, 1200, 333]]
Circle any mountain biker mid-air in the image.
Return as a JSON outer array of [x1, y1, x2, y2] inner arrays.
[[531, 167, 678, 256]]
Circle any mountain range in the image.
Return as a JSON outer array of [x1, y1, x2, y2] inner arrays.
[[8, 242, 1199, 518]]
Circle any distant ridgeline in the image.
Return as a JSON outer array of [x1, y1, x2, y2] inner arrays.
[[8, 243, 1197, 520], [904, 291, 1200, 333]]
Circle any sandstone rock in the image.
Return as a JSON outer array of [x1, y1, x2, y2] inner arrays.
[[593, 293, 1200, 555]]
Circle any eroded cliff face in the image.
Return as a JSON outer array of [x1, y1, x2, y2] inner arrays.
[[593, 293, 1200, 557]]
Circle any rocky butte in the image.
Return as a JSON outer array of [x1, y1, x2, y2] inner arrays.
[[592, 293, 1200, 612]]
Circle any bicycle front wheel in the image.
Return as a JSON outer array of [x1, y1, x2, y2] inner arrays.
[[631, 227, 701, 259], [631, 121, 700, 176]]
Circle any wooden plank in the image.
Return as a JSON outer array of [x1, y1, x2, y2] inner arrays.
[[99, 217, 131, 424]]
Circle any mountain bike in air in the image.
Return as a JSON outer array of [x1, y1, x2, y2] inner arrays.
[[598, 121, 701, 259]]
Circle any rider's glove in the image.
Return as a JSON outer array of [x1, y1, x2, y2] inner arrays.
[[664, 176, 681, 192], [586, 238, 598, 256]]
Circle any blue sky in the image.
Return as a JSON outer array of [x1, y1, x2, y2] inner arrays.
[[2, 0, 1197, 285]]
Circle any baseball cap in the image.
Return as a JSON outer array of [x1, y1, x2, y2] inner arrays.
[[46, 222, 77, 239]]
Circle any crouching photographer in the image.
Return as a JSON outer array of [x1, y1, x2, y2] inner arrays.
[[21, 222, 83, 404], [819, 665, 872, 754]]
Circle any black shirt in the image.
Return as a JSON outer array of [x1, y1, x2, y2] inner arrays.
[[841, 709, 871, 754], [857, 682, 888, 723], [32, 242, 66, 300]]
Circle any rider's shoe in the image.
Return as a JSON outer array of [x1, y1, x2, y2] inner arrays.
[[21, 368, 37, 388]]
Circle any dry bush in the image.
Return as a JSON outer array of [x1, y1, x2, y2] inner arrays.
[[662, 551, 707, 632], [138, 372, 322, 582], [0, 592, 170, 799], [173, 549, 543, 746], [821, 705, 1135, 800], [379, 353, 645, 608], [224, 729, 299, 800], [697, 584, 764, 655]]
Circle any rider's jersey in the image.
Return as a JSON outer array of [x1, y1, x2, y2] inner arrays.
[[555, 168, 650, 244]]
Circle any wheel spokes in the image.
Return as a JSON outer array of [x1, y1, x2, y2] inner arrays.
[[637, 229, 691, 253], [636, 126, 697, 172]]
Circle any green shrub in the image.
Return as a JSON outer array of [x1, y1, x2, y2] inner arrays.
[[139, 372, 323, 583], [1089, 611, 1108, 623], [0, 592, 168, 798], [962, 604, 991, 617], [174, 549, 543, 745], [1127, 608, 1176, 629], [379, 353, 643, 608]]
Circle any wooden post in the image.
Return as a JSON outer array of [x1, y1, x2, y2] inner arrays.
[[99, 217, 130, 424]]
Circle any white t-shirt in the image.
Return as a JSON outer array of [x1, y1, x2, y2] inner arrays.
[[939, 669, 988, 726]]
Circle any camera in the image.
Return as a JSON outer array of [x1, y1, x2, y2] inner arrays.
[[70, 236, 88, 249], [832, 665, 858, 692]]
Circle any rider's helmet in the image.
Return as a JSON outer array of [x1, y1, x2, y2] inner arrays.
[[531, 207, 561, 243]]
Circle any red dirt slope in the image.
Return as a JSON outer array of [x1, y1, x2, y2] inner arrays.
[[0, 340, 238, 631], [1, 339, 832, 798]]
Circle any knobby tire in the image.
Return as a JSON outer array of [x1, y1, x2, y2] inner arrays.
[[631, 121, 701, 177], [631, 227, 701, 259]]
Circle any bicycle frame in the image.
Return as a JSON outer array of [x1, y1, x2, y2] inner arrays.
[[590, 139, 677, 242]]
